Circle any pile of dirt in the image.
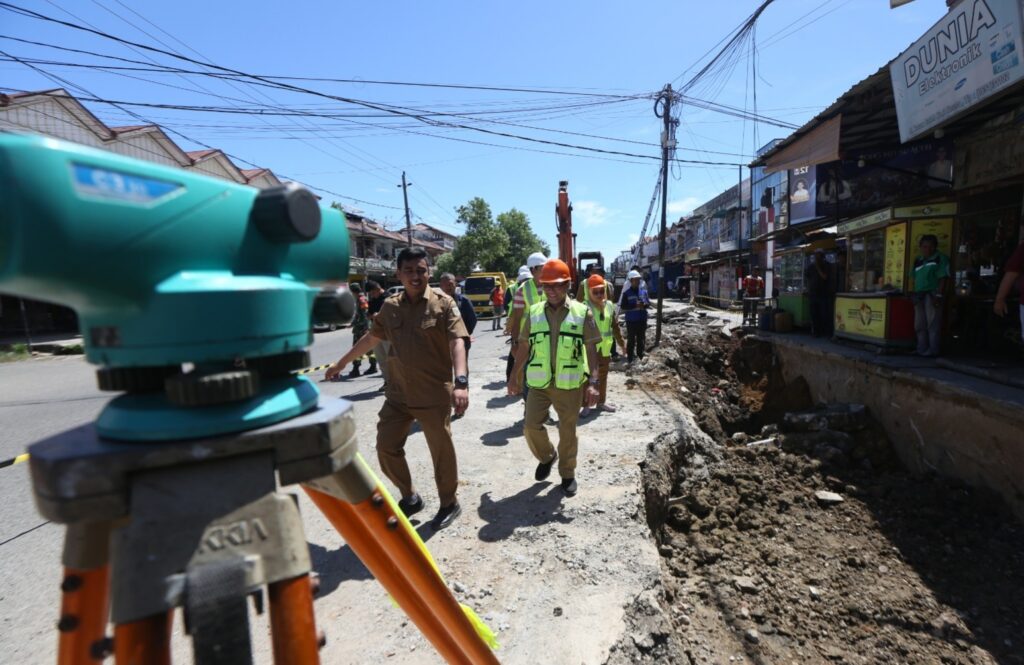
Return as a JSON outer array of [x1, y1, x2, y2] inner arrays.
[[620, 318, 1024, 664]]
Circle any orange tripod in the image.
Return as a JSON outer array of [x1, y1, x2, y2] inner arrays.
[[31, 399, 499, 665]]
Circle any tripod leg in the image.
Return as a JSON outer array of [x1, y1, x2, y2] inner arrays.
[[58, 523, 112, 665], [304, 464, 499, 665], [114, 612, 172, 665], [268, 574, 321, 665], [57, 565, 110, 665], [304, 486, 472, 664]]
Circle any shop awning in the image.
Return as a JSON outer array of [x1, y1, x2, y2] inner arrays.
[[763, 115, 842, 174]]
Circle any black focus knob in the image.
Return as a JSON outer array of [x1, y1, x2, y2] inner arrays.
[[251, 182, 321, 243]]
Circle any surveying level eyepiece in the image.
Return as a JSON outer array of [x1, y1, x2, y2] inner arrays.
[[0, 133, 351, 440], [251, 182, 321, 244]]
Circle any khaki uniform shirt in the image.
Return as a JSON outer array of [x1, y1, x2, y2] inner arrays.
[[519, 298, 602, 378], [371, 286, 469, 408]]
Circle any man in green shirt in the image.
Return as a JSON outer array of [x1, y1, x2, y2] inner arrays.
[[911, 234, 950, 357]]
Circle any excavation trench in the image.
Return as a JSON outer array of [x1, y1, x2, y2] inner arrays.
[[610, 312, 1024, 665]]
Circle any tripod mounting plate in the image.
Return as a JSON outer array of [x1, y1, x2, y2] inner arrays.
[[29, 397, 358, 524]]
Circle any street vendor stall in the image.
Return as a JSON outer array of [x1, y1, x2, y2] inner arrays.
[[773, 238, 839, 329], [834, 204, 956, 348]]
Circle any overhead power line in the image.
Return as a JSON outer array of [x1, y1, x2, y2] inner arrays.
[[0, 6, 800, 130]]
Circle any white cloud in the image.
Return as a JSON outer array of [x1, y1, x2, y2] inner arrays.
[[574, 200, 617, 227], [627, 233, 640, 243], [667, 197, 700, 216]]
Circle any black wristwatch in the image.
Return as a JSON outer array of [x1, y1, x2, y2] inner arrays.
[[454, 375, 469, 389]]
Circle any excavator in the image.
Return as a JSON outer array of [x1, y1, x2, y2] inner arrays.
[[555, 180, 603, 295]]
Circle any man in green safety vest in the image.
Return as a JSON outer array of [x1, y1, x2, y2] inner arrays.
[[508, 259, 601, 497], [580, 273, 625, 418], [505, 253, 547, 397]]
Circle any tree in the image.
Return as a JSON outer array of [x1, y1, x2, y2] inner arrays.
[[445, 197, 508, 276], [433, 252, 456, 276], [495, 208, 550, 277]]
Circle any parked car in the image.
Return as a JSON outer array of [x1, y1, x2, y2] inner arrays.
[[386, 285, 404, 297]]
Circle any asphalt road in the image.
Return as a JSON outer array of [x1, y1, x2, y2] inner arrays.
[[0, 326, 365, 661]]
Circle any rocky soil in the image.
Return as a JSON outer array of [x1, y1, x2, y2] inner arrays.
[[615, 309, 1024, 665]]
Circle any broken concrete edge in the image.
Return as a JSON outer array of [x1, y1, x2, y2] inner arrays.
[[764, 334, 1024, 522], [601, 396, 712, 665], [761, 333, 1024, 422]]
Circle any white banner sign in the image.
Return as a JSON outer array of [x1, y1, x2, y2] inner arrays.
[[890, 0, 1024, 142]]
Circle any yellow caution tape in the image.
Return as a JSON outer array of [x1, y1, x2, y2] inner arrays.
[[355, 453, 499, 650], [0, 453, 30, 469], [296, 363, 333, 376]]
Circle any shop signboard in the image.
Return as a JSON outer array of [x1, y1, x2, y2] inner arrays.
[[884, 223, 908, 290], [890, 0, 1024, 142], [838, 208, 894, 235], [792, 140, 952, 226], [835, 295, 887, 340], [893, 202, 958, 217]]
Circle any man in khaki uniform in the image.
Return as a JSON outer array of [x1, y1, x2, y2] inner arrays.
[[508, 259, 600, 496], [327, 247, 469, 529]]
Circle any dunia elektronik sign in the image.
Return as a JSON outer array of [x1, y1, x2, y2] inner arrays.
[[890, 0, 1024, 142]]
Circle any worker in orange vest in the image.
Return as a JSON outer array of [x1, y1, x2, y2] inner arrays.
[[581, 273, 625, 418]]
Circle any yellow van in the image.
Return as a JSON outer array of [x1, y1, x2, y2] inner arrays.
[[462, 272, 508, 317]]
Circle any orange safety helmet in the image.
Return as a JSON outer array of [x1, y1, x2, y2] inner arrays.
[[538, 258, 572, 284], [586, 274, 606, 290]]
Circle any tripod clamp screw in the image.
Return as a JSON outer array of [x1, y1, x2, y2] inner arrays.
[[89, 637, 114, 660]]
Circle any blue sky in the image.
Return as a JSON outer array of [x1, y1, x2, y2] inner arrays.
[[1, 0, 952, 264]]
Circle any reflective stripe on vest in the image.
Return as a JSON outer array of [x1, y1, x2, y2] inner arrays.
[[522, 279, 541, 308], [589, 300, 615, 357], [525, 300, 590, 390]]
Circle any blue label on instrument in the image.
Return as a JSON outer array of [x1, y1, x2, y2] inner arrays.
[[72, 164, 182, 203]]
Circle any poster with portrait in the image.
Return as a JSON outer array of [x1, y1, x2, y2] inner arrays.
[[788, 165, 816, 224]]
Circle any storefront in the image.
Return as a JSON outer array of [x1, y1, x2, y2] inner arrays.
[[773, 239, 839, 328], [947, 109, 1024, 356], [833, 204, 956, 348]]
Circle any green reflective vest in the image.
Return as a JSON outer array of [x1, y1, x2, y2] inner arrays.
[[525, 300, 590, 390], [589, 300, 616, 357], [517, 279, 544, 332], [521, 279, 542, 308]]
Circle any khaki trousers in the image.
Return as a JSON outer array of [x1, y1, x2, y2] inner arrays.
[[376, 399, 458, 506], [524, 385, 584, 479], [596, 354, 610, 405]]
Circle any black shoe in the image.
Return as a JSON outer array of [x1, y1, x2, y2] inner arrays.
[[561, 477, 578, 496], [432, 502, 461, 530], [365, 364, 378, 375], [535, 452, 557, 481], [398, 493, 424, 518], [348, 367, 361, 378]]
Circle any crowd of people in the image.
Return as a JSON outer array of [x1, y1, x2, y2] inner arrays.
[[325, 250, 643, 530]]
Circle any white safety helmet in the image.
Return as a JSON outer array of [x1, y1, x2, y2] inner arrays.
[[527, 252, 548, 269], [517, 267, 532, 282], [627, 269, 642, 280]]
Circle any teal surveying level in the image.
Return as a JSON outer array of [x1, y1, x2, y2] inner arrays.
[[0, 134, 499, 665]]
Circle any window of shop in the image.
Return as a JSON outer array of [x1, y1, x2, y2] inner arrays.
[[774, 253, 805, 294], [847, 229, 885, 292], [955, 184, 1023, 297]]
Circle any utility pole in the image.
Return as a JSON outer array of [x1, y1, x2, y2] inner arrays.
[[399, 171, 413, 248], [361, 218, 367, 287], [654, 84, 675, 346]]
